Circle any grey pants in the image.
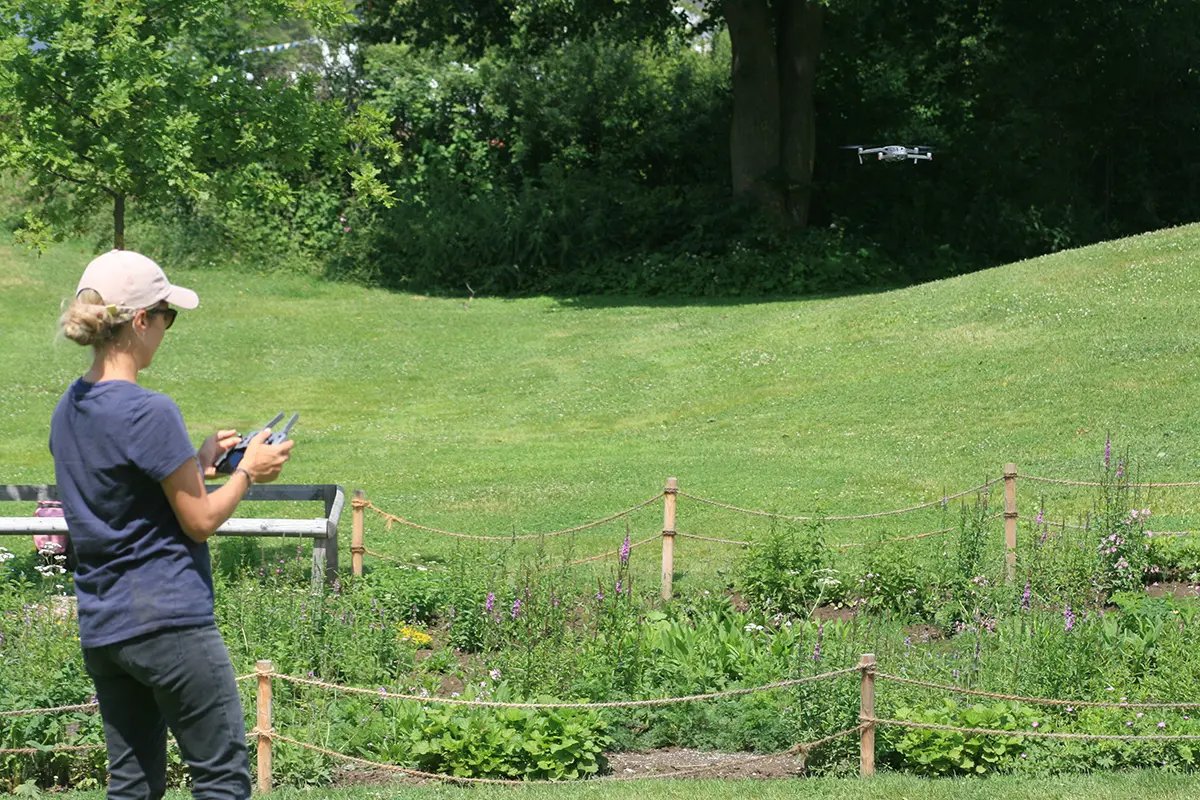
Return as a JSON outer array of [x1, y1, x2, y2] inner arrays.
[[83, 624, 251, 800]]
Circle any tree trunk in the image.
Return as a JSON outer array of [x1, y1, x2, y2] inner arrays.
[[113, 193, 126, 250], [777, 0, 823, 228], [725, 0, 785, 220]]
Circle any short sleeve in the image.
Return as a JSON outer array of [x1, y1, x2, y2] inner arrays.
[[128, 393, 199, 482]]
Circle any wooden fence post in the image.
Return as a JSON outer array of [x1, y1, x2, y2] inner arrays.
[[859, 653, 876, 778], [1004, 463, 1018, 584], [660, 478, 678, 602], [256, 660, 273, 794], [351, 489, 365, 578]]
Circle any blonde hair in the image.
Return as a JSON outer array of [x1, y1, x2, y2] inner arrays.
[[59, 289, 136, 348]]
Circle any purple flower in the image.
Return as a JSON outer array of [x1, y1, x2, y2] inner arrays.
[[485, 592, 495, 613], [619, 534, 631, 565], [1036, 508, 1044, 525], [1116, 458, 1125, 480], [1064, 603, 1076, 633], [1021, 583, 1032, 612], [812, 622, 824, 661], [511, 598, 521, 619]]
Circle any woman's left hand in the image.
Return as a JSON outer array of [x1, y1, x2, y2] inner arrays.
[[197, 429, 242, 478]]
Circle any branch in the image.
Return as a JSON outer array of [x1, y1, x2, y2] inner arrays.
[[43, 82, 105, 133], [42, 167, 115, 199]]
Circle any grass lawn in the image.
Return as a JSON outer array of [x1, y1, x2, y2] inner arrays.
[[46, 772, 1200, 800], [5, 225, 1200, 580]]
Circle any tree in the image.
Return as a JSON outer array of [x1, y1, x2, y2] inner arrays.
[[357, 0, 825, 229], [720, 0, 822, 228], [0, 0, 397, 251]]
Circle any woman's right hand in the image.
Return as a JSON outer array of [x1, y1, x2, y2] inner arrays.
[[241, 428, 294, 484]]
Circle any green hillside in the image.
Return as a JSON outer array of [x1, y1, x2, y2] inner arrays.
[[4, 225, 1200, 572]]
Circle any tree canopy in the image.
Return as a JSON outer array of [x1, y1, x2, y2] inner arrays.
[[0, 0, 397, 250]]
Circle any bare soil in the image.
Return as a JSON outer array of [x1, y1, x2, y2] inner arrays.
[[812, 605, 856, 623], [901, 623, 943, 642], [1145, 581, 1200, 599], [606, 747, 804, 779], [328, 747, 805, 787]]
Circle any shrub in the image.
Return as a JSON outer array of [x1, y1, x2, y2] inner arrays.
[[374, 686, 611, 781], [737, 522, 839, 616], [885, 700, 1044, 776], [854, 547, 933, 621]]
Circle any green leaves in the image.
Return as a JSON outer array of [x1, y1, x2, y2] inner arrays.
[[890, 700, 1042, 776], [394, 692, 611, 781], [1, 0, 392, 248]]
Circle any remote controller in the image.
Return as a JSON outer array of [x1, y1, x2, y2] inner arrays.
[[213, 412, 298, 475]]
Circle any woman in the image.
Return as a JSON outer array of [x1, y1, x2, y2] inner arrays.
[[49, 249, 293, 800]]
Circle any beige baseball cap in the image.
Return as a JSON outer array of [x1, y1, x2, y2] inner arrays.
[[76, 250, 199, 310]]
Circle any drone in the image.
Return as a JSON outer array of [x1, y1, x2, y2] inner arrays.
[[841, 145, 934, 164]]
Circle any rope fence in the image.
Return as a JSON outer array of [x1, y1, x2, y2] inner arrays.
[[1018, 474, 1200, 489], [359, 493, 664, 542], [874, 673, 1200, 709], [10, 655, 1200, 788], [271, 666, 863, 709], [265, 728, 863, 784], [350, 466, 1200, 597], [1018, 514, 1195, 538], [864, 717, 1200, 742], [676, 480, 998, 522]]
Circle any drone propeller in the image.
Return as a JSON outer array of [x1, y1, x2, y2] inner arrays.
[[840, 145, 866, 149]]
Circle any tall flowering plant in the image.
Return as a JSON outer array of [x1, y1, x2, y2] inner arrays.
[[1093, 439, 1151, 597]]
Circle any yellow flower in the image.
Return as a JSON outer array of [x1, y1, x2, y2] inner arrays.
[[397, 625, 433, 647]]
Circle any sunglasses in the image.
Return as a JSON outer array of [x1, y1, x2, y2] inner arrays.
[[146, 307, 178, 330]]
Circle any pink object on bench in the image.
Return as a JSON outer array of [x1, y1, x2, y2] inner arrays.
[[33, 500, 67, 555]]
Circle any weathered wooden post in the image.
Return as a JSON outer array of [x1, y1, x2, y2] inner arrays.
[[256, 660, 274, 794], [660, 478, 678, 601], [351, 489, 366, 578], [859, 653, 876, 778], [1004, 463, 1018, 584]]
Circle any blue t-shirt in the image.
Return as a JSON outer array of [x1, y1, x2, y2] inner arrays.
[[49, 379, 214, 648]]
